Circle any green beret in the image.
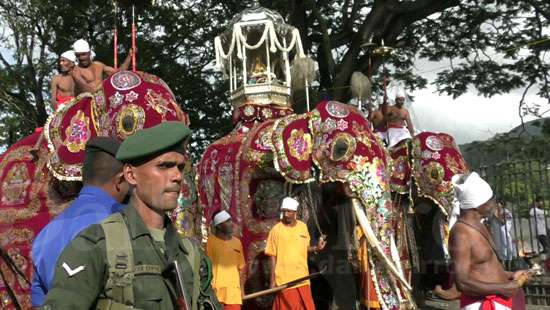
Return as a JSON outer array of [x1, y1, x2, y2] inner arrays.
[[85, 137, 120, 157], [116, 121, 191, 163]]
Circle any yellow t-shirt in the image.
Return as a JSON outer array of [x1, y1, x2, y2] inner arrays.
[[265, 221, 310, 287], [206, 235, 245, 305]]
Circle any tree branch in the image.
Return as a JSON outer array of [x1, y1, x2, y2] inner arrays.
[[347, 0, 362, 30], [341, 0, 352, 28], [0, 52, 13, 72], [525, 0, 550, 21]]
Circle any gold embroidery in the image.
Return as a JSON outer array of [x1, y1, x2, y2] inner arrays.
[[1, 163, 31, 205], [287, 129, 312, 161], [64, 110, 91, 153], [0, 145, 49, 224]]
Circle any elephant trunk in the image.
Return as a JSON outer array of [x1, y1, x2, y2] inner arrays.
[[351, 198, 415, 303]]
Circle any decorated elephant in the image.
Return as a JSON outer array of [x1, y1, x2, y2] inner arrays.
[[197, 100, 416, 309], [388, 132, 469, 300], [195, 6, 421, 309], [0, 70, 192, 309]]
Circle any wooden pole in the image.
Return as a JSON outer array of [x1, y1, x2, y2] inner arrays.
[[242, 266, 326, 301], [131, 5, 136, 71], [113, 2, 118, 69]]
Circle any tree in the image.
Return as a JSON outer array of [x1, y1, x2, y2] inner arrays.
[[0, 0, 548, 158]]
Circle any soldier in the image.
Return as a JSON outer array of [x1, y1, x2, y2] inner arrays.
[[265, 197, 326, 310], [207, 210, 246, 309], [42, 122, 221, 309], [31, 137, 128, 307]]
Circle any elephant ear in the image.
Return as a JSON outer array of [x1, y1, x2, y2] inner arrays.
[[45, 71, 190, 181], [0, 131, 59, 310], [412, 132, 469, 214], [310, 101, 389, 186], [45, 93, 100, 181], [271, 114, 314, 183], [99, 71, 190, 140], [0, 131, 50, 224]]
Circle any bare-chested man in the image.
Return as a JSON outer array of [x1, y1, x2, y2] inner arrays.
[[382, 95, 414, 148], [449, 172, 529, 309], [71, 39, 133, 94], [368, 102, 387, 142], [50, 51, 76, 111], [31, 51, 78, 159]]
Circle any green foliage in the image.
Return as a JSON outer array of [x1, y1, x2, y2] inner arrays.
[[463, 117, 550, 215], [480, 159, 550, 216]]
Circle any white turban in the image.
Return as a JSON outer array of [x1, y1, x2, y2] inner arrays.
[[73, 39, 91, 53], [452, 172, 493, 210], [213, 210, 231, 226], [281, 197, 299, 211], [60, 50, 76, 63]]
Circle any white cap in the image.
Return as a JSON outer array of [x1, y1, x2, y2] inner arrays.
[[452, 172, 493, 210], [73, 39, 91, 53], [213, 210, 231, 226], [60, 50, 76, 63], [281, 197, 299, 211]]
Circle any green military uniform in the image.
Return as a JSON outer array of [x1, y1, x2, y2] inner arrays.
[[42, 122, 221, 309]]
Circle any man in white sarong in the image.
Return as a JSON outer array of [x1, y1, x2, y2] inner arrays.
[[382, 89, 414, 148]]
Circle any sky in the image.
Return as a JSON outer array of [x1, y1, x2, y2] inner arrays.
[[405, 55, 545, 145], [409, 87, 541, 145]]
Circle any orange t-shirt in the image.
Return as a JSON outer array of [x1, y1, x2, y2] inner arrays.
[[265, 221, 310, 287], [206, 235, 245, 305]]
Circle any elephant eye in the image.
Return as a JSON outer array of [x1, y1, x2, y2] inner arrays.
[[329, 133, 356, 162]]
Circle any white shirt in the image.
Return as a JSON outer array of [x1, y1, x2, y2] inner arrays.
[[529, 207, 548, 236]]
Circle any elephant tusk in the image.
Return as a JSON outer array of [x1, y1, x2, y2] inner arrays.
[[351, 198, 412, 292]]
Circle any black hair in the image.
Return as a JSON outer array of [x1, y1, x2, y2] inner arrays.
[[82, 151, 123, 185]]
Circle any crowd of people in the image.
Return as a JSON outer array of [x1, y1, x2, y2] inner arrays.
[[31, 115, 326, 309], [25, 37, 550, 310]]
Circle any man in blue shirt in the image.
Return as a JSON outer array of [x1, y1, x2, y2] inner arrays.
[[31, 137, 130, 306]]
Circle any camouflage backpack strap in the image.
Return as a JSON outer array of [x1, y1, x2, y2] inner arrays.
[[97, 213, 135, 310], [180, 238, 199, 310]]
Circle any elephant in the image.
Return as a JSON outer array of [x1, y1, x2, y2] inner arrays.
[[197, 100, 416, 310], [0, 70, 191, 309], [388, 132, 469, 303]]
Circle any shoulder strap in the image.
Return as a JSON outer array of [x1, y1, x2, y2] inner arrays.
[[456, 220, 500, 259], [180, 238, 200, 310], [100, 213, 135, 307]]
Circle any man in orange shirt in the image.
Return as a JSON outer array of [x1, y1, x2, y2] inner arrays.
[[265, 197, 326, 310], [207, 210, 246, 310]]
